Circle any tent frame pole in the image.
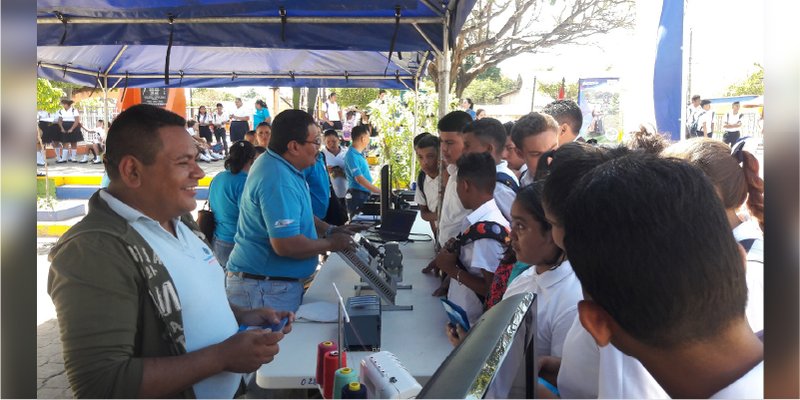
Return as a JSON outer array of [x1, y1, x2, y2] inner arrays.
[[38, 16, 441, 25]]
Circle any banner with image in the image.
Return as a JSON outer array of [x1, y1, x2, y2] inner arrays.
[[577, 77, 622, 143]]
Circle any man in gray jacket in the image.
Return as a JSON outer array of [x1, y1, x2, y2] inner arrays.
[[48, 104, 293, 398]]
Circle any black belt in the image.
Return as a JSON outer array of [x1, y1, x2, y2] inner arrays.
[[227, 271, 303, 282]]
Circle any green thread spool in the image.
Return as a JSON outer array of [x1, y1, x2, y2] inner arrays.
[[332, 367, 358, 399]]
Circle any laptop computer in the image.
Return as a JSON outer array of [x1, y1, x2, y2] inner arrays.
[[376, 209, 417, 241]]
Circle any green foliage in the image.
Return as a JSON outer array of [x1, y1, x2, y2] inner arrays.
[[537, 81, 579, 101], [725, 63, 764, 96], [332, 88, 402, 110], [367, 82, 440, 188], [37, 78, 65, 113], [462, 75, 518, 104], [190, 88, 237, 107]]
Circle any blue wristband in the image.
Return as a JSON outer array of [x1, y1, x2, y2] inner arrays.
[[538, 377, 560, 396]]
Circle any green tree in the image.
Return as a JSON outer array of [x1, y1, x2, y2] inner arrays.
[[537, 81, 579, 101], [332, 88, 401, 110], [462, 74, 519, 104], [725, 63, 764, 96], [190, 88, 237, 107], [37, 78, 65, 113]]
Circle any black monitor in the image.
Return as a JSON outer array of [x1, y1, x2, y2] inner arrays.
[[417, 292, 538, 399], [380, 164, 391, 221]]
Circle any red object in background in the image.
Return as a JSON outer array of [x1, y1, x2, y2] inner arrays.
[[117, 88, 186, 118], [558, 77, 566, 100]]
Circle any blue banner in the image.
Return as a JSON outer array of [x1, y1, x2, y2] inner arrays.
[[653, 0, 684, 141]]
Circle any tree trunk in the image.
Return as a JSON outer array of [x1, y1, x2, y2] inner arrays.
[[292, 88, 301, 109]]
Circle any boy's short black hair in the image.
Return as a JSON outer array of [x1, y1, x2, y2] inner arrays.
[[542, 99, 583, 133], [415, 133, 440, 151], [511, 112, 559, 149], [351, 125, 370, 141], [413, 132, 432, 147], [323, 129, 339, 138], [437, 110, 473, 133], [269, 109, 316, 154], [540, 142, 629, 223], [732, 101, 740, 106], [700, 99, 712, 106], [503, 121, 515, 137], [256, 122, 271, 129], [691, 94, 701, 101], [456, 152, 496, 193], [463, 117, 507, 158], [563, 153, 748, 348]]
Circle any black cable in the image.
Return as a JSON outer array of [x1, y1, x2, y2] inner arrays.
[[384, 6, 402, 76], [56, 12, 68, 45], [164, 15, 175, 85]]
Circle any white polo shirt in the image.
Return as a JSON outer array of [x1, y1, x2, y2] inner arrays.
[[57, 107, 79, 122], [99, 190, 242, 399], [710, 361, 763, 398], [437, 164, 470, 247], [414, 173, 441, 214], [325, 101, 341, 122], [231, 105, 250, 120], [494, 160, 519, 222], [322, 145, 349, 198], [597, 344, 668, 398], [503, 260, 581, 358], [38, 110, 54, 122], [211, 111, 229, 126], [733, 219, 764, 333], [557, 315, 600, 399], [447, 199, 508, 326], [698, 110, 714, 133], [724, 112, 743, 132], [519, 168, 535, 188]]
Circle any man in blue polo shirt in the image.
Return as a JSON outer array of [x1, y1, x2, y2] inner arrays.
[[304, 151, 331, 219], [226, 109, 354, 312], [344, 125, 380, 217]]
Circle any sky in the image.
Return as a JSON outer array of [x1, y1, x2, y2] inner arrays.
[[498, 0, 764, 98]]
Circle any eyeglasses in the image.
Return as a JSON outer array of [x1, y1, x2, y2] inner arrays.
[[302, 138, 322, 147]]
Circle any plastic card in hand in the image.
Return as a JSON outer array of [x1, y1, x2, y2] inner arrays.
[[238, 316, 289, 332], [336, 233, 397, 305], [440, 298, 470, 332]]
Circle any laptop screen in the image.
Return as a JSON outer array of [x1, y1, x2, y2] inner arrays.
[[379, 209, 417, 241]]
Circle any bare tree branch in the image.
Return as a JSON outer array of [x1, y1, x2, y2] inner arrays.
[[431, 0, 635, 97]]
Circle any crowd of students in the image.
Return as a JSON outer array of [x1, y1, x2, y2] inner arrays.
[[415, 99, 764, 398]]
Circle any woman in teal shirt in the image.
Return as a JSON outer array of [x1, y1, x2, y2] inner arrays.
[[253, 99, 271, 127], [208, 140, 256, 269]]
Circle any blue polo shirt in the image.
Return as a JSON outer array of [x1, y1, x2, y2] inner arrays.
[[253, 107, 270, 127], [303, 152, 331, 219], [344, 147, 372, 193], [208, 170, 248, 242], [226, 149, 318, 279]]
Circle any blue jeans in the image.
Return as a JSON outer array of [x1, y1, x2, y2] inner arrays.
[[212, 238, 235, 270], [225, 274, 304, 312], [346, 189, 371, 217]]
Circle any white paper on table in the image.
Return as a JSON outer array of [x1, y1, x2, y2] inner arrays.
[[295, 301, 339, 322]]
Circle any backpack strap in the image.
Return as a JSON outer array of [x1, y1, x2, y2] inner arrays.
[[416, 170, 427, 201], [451, 220, 509, 305], [496, 172, 519, 193]]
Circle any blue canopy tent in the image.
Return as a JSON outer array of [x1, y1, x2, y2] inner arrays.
[[37, 45, 427, 90], [37, 0, 477, 117]]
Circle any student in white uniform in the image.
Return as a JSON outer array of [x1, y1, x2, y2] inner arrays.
[[538, 141, 666, 399], [433, 152, 509, 327], [461, 118, 519, 222], [228, 97, 250, 142], [561, 152, 763, 398], [421, 111, 473, 296], [511, 112, 559, 187], [663, 138, 764, 333], [321, 129, 349, 206], [541, 99, 584, 146], [413, 133, 442, 239], [56, 99, 83, 163], [501, 121, 526, 178]]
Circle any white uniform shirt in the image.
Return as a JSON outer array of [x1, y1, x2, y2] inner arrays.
[[447, 199, 508, 326], [414, 173, 441, 214], [231, 105, 250, 119], [38, 111, 54, 122], [57, 107, 79, 122], [557, 315, 600, 399], [325, 100, 341, 122], [710, 361, 763, 398], [322, 145, 349, 198], [437, 164, 470, 247], [494, 160, 519, 222], [698, 109, 714, 133], [519, 168, 535, 188], [733, 219, 764, 333], [98, 190, 241, 398], [502, 259, 582, 358], [724, 112, 743, 132], [211, 110, 229, 126], [597, 344, 668, 398]]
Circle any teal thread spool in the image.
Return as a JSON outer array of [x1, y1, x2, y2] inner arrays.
[[341, 382, 367, 399], [332, 367, 358, 399]]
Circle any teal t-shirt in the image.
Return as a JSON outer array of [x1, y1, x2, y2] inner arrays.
[[508, 261, 532, 285], [344, 147, 372, 193], [303, 152, 331, 219], [208, 170, 248, 242], [253, 107, 270, 126], [227, 150, 318, 279]]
